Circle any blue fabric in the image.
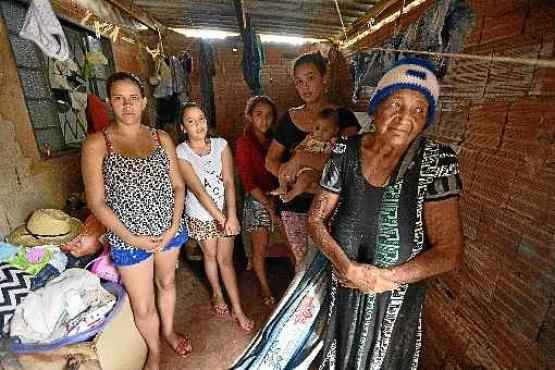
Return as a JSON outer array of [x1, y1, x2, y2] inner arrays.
[[30, 264, 60, 291], [110, 229, 188, 267], [0, 243, 19, 263], [241, 15, 264, 95], [351, 0, 475, 101], [230, 249, 329, 370]]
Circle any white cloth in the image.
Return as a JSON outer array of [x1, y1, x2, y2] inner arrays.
[[176, 138, 227, 221], [19, 0, 69, 61], [9, 268, 115, 344]]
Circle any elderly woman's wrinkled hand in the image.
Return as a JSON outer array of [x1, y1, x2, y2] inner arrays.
[[337, 262, 399, 294]]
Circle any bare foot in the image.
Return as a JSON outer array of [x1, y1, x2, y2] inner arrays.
[[143, 353, 160, 370], [232, 311, 254, 333]]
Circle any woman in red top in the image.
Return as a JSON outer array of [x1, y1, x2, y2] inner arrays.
[[235, 96, 279, 307]]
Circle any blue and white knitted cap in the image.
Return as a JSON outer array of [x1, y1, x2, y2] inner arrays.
[[367, 57, 440, 127]]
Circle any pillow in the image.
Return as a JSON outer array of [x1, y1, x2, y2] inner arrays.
[[0, 263, 31, 335]]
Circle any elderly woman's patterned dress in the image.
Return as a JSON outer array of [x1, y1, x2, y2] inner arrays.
[[229, 135, 461, 370]]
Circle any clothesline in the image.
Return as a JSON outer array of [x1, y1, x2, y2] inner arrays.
[[365, 46, 555, 68]]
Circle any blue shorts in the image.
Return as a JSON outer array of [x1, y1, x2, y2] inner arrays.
[[111, 230, 188, 267]]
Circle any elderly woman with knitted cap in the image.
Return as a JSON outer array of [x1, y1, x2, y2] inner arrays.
[[308, 57, 464, 369], [229, 58, 464, 370]]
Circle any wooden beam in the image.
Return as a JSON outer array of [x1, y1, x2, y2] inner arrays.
[[103, 0, 165, 32], [348, 0, 407, 31], [232, 0, 247, 32]]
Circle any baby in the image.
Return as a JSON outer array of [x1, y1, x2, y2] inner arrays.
[[272, 108, 340, 202]]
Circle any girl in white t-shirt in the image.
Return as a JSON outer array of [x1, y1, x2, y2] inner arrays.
[[176, 102, 253, 333]]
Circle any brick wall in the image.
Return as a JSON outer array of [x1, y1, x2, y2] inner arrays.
[[348, 1, 555, 369], [142, 31, 353, 141]]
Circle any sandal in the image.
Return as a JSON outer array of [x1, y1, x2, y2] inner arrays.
[[170, 335, 192, 359], [262, 296, 275, 307], [212, 298, 230, 317]]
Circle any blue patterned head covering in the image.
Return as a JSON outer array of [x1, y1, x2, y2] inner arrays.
[[367, 57, 440, 127]]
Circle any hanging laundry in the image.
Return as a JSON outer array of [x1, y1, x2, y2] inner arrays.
[[83, 50, 108, 80], [48, 58, 80, 90], [19, 0, 70, 61], [153, 57, 174, 98], [65, 89, 88, 144], [156, 93, 181, 128], [177, 51, 193, 103], [169, 55, 185, 95], [351, 0, 474, 102], [240, 15, 265, 96], [86, 94, 110, 134], [199, 40, 216, 127]]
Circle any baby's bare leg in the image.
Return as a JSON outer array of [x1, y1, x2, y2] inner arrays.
[[269, 176, 289, 196], [281, 170, 319, 203]]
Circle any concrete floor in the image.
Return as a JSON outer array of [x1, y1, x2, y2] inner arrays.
[[159, 256, 293, 370]]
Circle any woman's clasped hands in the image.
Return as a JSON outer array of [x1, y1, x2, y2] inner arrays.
[[127, 228, 176, 253], [336, 261, 400, 294]]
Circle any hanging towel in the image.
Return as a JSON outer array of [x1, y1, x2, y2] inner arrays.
[[19, 0, 70, 61]]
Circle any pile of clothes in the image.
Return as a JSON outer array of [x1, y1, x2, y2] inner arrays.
[[0, 209, 120, 346]]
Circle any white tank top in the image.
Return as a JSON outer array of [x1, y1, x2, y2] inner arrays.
[[176, 138, 227, 221]]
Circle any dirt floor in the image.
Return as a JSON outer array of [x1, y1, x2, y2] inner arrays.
[[159, 255, 293, 370]]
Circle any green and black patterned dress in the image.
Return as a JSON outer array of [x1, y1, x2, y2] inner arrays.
[[317, 134, 461, 370], [229, 134, 461, 370]]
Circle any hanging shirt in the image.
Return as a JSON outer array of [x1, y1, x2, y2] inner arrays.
[[176, 138, 227, 221]]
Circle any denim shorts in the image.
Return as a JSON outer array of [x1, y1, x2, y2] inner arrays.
[[111, 229, 188, 267]]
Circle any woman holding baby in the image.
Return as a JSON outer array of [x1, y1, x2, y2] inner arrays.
[[265, 51, 360, 271]]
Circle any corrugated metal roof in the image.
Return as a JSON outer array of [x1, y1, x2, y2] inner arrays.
[[132, 0, 384, 39]]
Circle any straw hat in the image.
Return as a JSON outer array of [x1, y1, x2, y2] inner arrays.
[[6, 209, 83, 247]]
